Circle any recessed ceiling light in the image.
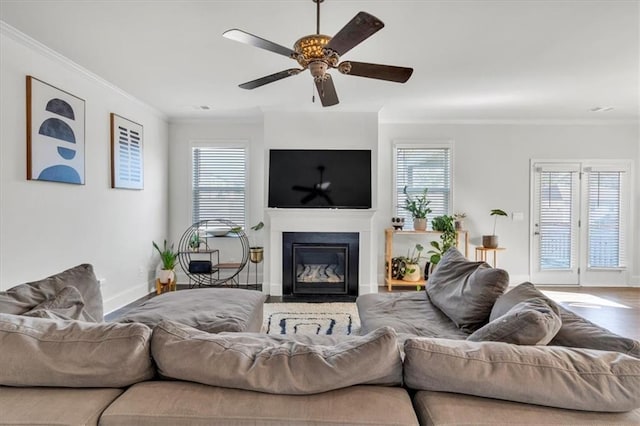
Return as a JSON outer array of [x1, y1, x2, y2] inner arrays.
[[590, 106, 614, 112], [192, 105, 211, 110]]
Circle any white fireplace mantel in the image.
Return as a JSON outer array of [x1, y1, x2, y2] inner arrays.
[[266, 209, 378, 296]]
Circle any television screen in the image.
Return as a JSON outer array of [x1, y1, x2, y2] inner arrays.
[[268, 149, 372, 209]]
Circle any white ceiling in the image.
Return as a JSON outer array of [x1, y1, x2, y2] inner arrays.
[[1, 0, 638, 121]]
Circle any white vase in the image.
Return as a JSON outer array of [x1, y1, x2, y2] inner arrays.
[[158, 269, 175, 284], [402, 263, 421, 282]]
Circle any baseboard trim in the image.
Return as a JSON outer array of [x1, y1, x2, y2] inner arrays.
[[103, 281, 153, 315]]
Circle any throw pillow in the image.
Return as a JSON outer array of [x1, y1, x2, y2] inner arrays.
[[151, 320, 403, 395], [0, 313, 154, 387], [467, 297, 562, 345], [22, 286, 96, 322], [0, 264, 103, 321], [492, 282, 640, 357], [403, 337, 640, 412], [426, 247, 509, 331]]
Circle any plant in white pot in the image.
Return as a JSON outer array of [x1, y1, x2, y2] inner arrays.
[[482, 209, 508, 248], [402, 186, 432, 231], [401, 243, 424, 282], [153, 240, 178, 283]]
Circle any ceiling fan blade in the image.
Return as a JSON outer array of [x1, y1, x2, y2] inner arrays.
[[339, 61, 413, 83], [315, 74, 339, 107], [223, 29, 296, 58], [292, 185, 314, 192], [325, 12, 384, 56], [239, 69, 302, 90], [300, 192, 317, 204]]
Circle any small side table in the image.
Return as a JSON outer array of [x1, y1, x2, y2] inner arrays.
[[475, 247, 506, 268], [156, 278, 176, 295]]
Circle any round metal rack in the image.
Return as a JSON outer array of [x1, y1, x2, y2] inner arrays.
[[177, 218, 249, 287]]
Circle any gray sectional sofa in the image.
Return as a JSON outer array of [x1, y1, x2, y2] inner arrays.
[[1, 259, 639, 425]]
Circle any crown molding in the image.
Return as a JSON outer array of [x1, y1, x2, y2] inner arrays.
[[0, 20, 167, 121], [378, 117, 639, 126]]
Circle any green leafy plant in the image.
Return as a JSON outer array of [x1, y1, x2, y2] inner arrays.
[[402, 186, 432, 219], [152, 240, 178, 270], [188, 232, 201, 250], [399, 243, 424, 275], [428, 215, 457, 265], [489, 209, 508, 235]]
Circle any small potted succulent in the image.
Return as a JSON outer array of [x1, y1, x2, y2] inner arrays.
[[482, 209, 508, 248], [402, 186, 432, 231], [152, 240, 179, 283]]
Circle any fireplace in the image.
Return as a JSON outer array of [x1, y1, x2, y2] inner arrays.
[[282, 232, 359, 301]]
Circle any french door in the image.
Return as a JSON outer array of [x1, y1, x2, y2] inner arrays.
[[531, 161, 631, 286]]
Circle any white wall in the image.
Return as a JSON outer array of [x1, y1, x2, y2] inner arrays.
[[0, 26, 170, 312], [378, 121, 639, 285]]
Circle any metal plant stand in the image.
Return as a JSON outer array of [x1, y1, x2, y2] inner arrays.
[[178, 219, 249, 288]]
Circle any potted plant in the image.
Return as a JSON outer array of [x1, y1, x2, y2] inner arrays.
[[248, 221, 264, 264], [453, 212, 467, 230], [427, 215, 457, 272], [402, 186, 432, 231], [188, 232, 202, 252], [401, 243, 424, 282], [152, 240, 178, 283], [483, 209, 508, 248]]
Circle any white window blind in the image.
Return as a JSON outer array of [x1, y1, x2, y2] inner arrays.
[[395, 146, 451, 229], [586, 169, 626, 268], [192, 146, 246, 227], [536, 170, 576, 270]]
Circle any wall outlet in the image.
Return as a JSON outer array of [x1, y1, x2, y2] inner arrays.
[[512, 212, 524, 222]]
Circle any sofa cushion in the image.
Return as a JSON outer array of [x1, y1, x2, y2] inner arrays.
[[21, 285, 96, 322], [99, 381, 419, 426], [0, 264, 103, 321], [356, 291, 469, 339], [426, 248, 509, 331], [403, 337, 640, 412], [492, 282, 640, 357], [118, 287, 266, 333], [151, 320, 403, 395], [467, 297, 562, 345], [412, 391, 640, 426], [0, 313, 154, 387], [0, 386, 124, 426]]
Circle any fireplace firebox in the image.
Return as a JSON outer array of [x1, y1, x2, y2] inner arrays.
[[283, 232, 359, 301]]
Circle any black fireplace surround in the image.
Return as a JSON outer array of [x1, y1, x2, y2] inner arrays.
[[282, 232, 359, 301]]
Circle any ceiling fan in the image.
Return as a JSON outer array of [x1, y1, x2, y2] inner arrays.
[[292, 166, 333, 205], [222, 0, 413, 107]]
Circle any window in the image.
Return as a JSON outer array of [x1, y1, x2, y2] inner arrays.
[[394, 143, 452, 229], [586, 167, 627, 268], [191, 145, 247, 227]]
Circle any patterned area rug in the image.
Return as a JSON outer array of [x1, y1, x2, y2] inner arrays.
[[262, 303, 361, 336]]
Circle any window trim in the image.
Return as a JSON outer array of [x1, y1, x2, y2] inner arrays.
[[189, 139, 250, 229], [392, 139, 454, 226]]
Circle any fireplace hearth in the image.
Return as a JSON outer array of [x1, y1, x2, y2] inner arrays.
[[282, 232, 359, 301]]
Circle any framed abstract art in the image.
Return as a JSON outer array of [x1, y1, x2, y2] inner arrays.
[[110, 113, 144, 189], [26, 76, 86, 185]]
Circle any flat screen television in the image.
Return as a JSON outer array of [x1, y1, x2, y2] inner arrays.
[[268, 149, 372, 209]]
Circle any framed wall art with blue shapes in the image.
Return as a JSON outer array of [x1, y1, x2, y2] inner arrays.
[[110, 113, 144, 190], [26, 76, 85, 185]]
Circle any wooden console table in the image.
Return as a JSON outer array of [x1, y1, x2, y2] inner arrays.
[[384, 228, 469, 291]]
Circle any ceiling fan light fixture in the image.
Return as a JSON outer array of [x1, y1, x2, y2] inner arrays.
[[294, 34, 332, 66]]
